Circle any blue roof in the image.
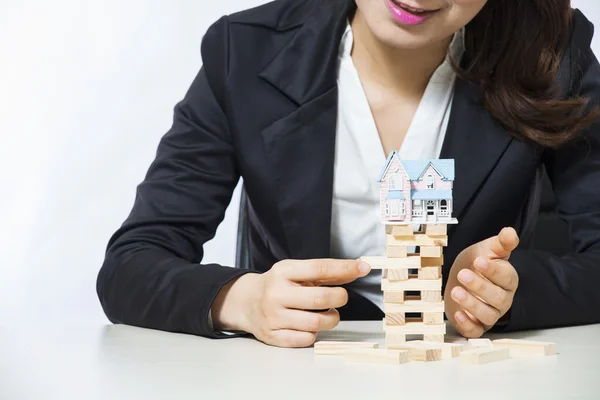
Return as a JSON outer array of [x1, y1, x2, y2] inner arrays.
[[411, 190, 453, 200], [387, 190, 405, 200], [377, 151, 455, 182], [402, 160, 455, 181]]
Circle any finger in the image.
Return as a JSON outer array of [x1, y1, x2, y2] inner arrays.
[[264, 329, 317, 348], [277, 308, 340, 332], [451, 286, 501, 328], [453, 310, 485, 338], [282, 285, 349, 310], [457, 267, 510, 313], [473, 257, 519, 292], [480, 227, 520, 260], [281, 259, 371, 283]]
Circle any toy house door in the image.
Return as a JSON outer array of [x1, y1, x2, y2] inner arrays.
[[426, 200, 436, 219], [390, 200, 400, 217]]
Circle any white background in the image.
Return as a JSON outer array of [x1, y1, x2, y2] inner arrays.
[[1, 0, 599, 325]]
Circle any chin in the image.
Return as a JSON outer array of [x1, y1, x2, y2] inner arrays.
[[354, 0, 483, 50], [370, 23, 439, 49]]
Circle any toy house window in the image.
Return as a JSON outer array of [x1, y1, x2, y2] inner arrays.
[[413, 200, 422, 209], [440, 200, 449, 216], [426, 174, 434, 189], [389, 174, 403, 190]]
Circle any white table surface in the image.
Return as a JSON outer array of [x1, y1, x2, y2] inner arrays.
[[2, 321, 599, 400]]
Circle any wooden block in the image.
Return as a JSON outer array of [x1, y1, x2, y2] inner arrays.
[[386, 269, 409, 281], [314, 341, 379, 355], [492, 339, 558, 356], [384, 300, 444, 313], [387, 234, 448, 247], [383, 321, 446, 335], [461, 347, 510, 365], [344, 348, 410, 364], [420, 256, 444, 268], [361, 256, 421, 269], [419, 266, 442, 280], [386, 245, 408, 258], [382, 278, 442, 292], [419, 246, 443, 258], [386, 333, 406, 346], [385, 312, 406, 325], [385, 342, 442, 362], [386, 224, 414, 236], [383, 291, 405, 303], [423, 312, 444, 325], [422, 291, 442, 302], [424, 334, 445, 343], [469, 338, 493, 348], [412, 340, 464, 358], [423, 224, 447, 235]]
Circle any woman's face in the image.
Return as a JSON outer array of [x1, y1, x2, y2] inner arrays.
[[354, 0, 487, 49]]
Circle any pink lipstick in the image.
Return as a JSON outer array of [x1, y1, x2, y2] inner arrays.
[[385, 0, 440, 26]]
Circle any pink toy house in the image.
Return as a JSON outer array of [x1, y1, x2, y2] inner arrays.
[[377, 151, 457, 224]]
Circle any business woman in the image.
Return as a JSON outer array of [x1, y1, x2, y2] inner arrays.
[[96, 0, 600, 348]]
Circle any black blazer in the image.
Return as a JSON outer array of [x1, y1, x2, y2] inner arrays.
[[97, 0, 600, 338]]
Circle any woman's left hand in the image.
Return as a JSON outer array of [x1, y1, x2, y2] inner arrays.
[[444, 227, 520, 338]]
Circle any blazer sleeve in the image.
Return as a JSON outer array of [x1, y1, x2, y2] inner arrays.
[[96, 16, 256, 338], [504, 18, 600, 332]]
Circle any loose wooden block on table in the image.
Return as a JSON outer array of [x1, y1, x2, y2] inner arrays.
[[314, 341, 379, 355], [492, 339, 558, 356], [410, 340, 464, 358], [461, 347, 510, 365], [468, 338, 493, 348], [344, 348, 410, 364], [387, 234, 448, 247], [419, 246, 443, 258], [385, 342, 443, 362]]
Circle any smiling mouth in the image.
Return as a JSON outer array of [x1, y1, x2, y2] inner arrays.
[[391, 0, 441, 15]]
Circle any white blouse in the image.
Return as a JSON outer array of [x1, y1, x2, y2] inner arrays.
[[330, 24, 465, 311]]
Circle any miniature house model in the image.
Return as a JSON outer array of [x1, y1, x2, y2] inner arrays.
[[378, 151, 457, 224]]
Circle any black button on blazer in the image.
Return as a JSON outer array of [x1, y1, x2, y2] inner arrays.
[[96, 0, 600, 338]]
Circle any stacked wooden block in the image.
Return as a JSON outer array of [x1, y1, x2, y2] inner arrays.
[[361, 222, 448, 348]]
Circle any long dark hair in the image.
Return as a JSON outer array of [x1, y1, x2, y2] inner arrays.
[[456, 1, 599, 148]]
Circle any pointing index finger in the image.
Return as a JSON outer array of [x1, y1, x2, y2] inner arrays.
[[283, 259, 371, 283]]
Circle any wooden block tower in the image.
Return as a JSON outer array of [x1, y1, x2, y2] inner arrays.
[[361, 152, 458, 348]]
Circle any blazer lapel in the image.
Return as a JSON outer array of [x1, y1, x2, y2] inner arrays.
[[440, 78, 514, 232], [259, 0, 356, 260]]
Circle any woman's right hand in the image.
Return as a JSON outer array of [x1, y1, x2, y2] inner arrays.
[[211, 259, 371, 348]]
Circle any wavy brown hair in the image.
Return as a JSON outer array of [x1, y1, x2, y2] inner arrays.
[[455, 0, 600, 148]]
